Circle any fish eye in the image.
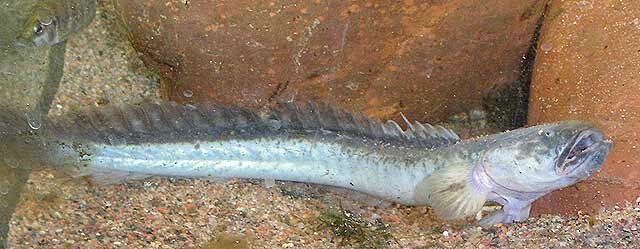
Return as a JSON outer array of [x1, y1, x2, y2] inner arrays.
[[34, 24, 44, 34]]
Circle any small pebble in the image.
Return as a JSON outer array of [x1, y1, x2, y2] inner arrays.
[[157, 207, 169, 214], [282, 242, 294, 248]]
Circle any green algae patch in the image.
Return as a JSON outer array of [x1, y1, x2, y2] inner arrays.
[[316, 204, 397, 249], [200, 233, 252, 249]]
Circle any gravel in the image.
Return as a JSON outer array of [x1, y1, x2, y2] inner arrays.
[[8, 171, 640, 248]]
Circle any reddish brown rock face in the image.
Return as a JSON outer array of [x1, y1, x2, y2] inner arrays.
[[114, 0, 545, 122], [529, 0, 640, 216]]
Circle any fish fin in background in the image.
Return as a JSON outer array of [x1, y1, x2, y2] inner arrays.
[[275, 101, 460, 149], [415, 164, 488, 220], [0, 157, 31, 249], [0, 108, 29, 136], [37, 40, 67, 115], [0, 134, 52, 248]]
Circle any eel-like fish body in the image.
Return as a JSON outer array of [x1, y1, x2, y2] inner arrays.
[[0, 101, 612, 228]]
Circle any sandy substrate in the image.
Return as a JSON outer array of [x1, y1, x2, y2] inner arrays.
[[8, 170, 640, 249], [5, 1, 640, 248], [47, 0, 159, 117]]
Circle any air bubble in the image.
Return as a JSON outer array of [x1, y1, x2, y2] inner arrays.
[[25, 112, 42, 130], [183, 90, 194, 98], [263, 178, 275, 188]]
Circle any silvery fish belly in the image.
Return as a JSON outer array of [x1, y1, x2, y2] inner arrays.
[[17, 0, 96, 47], [0, 101, 612, 227]]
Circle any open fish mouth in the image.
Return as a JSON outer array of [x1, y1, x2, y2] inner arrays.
[[557, 128, 612, 176]]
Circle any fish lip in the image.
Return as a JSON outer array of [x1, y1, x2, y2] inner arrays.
[[556, 128, 608, 175], [566, 140, 611, 180]]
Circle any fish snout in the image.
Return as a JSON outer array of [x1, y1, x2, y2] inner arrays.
[[557, 127, 612, 174]]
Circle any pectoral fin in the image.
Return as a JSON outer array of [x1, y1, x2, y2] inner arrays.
[[477, 201, 532, 227], [415, 164, 489, 220]]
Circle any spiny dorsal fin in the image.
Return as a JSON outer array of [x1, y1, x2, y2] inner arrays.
[[399, 112, 415, 132], [49, 100, 273, 144], [17, 100, 460, 149], [274, 101, 460, 149]]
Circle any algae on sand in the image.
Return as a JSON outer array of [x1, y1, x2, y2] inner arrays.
[[316, 204, 397, 249], [200, 233, 253, 249]]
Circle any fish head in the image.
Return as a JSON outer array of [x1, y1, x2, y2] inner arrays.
[[16, 13, 58, 47], [479, 121, 612, 195]]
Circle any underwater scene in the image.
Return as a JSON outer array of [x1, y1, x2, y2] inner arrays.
[[0, 0, 638, 248]]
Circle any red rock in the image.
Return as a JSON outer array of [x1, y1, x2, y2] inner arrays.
[[529, 0, 640, 216], [115, 0, 546, 122]]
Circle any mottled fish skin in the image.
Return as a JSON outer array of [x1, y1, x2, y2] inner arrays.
[[0, 101, 612, 234], [17, 0, 96, 47]]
